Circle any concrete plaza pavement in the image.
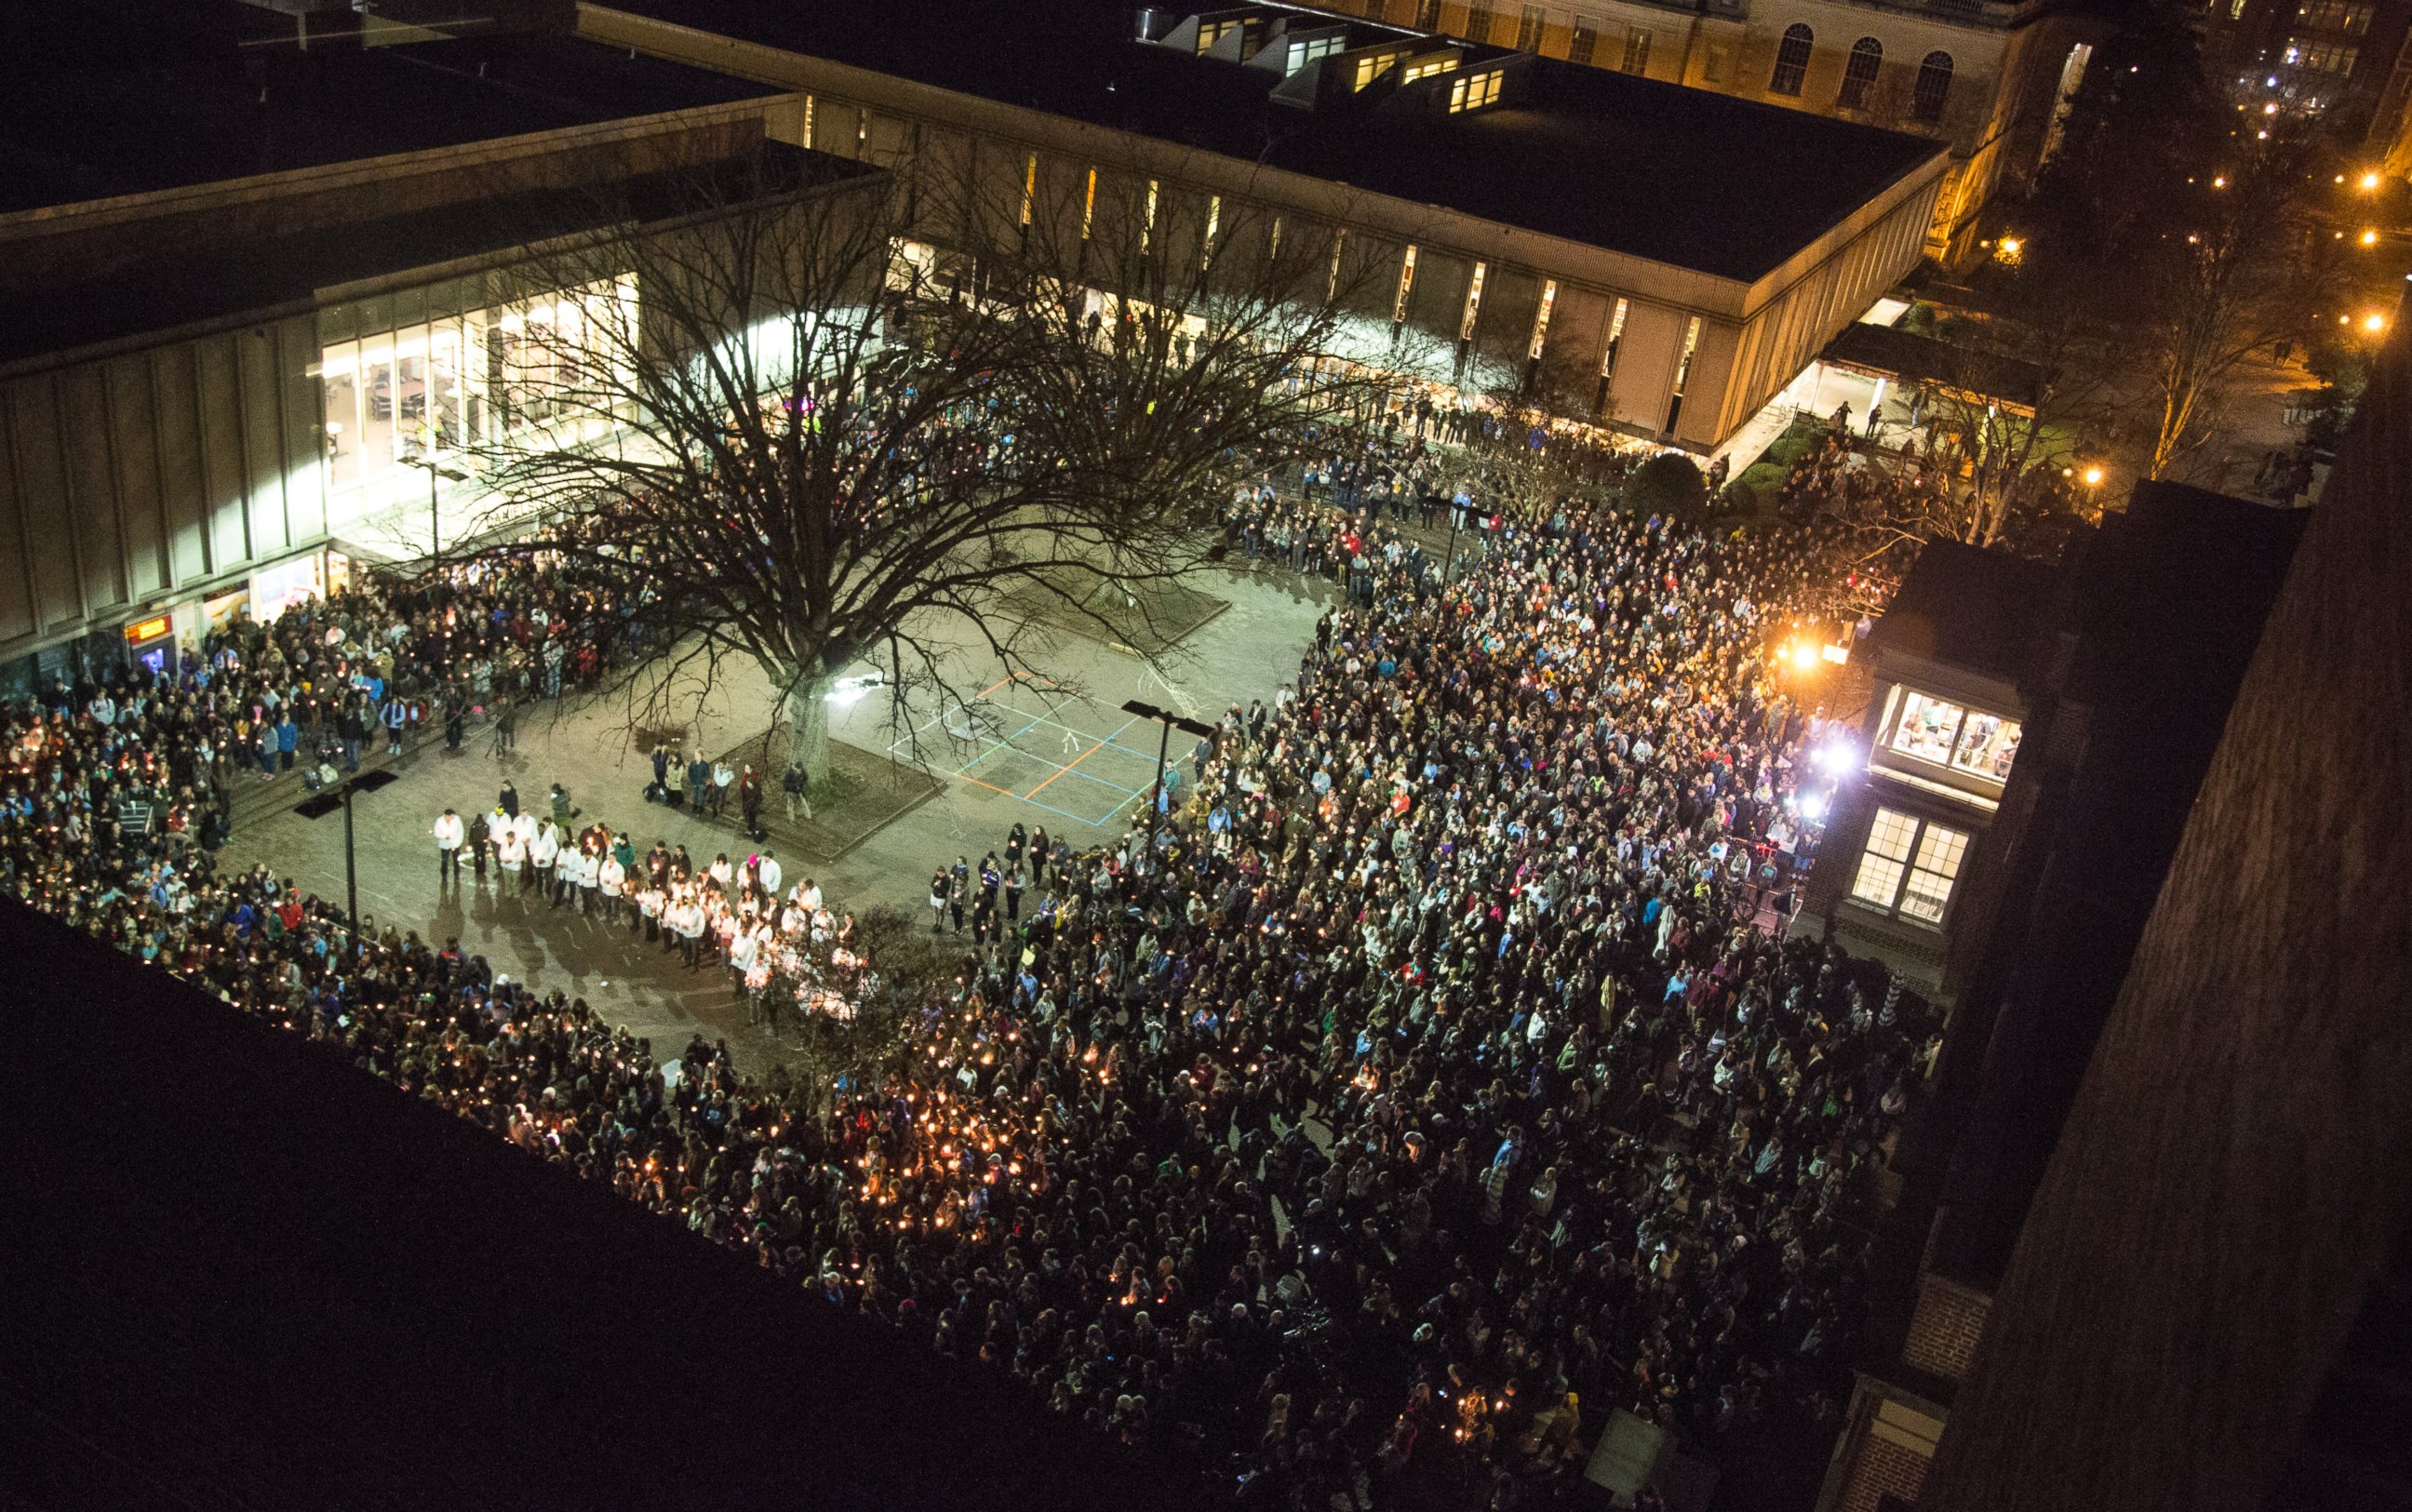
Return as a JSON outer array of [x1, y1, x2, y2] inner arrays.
[[220, 563, 1330, 1075]]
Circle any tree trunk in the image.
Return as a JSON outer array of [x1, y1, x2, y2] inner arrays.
[[784, 671, 834, 788]]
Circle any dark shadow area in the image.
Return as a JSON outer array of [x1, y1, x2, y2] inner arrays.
[[0, 897, 1199, 1512]]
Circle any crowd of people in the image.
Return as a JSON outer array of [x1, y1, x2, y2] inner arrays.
[[1, 443, 1933, 1508]]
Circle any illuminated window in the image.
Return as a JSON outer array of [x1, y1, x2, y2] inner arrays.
[[1019, 153, 1037, 227], [1528, 279, 1557, 359], [1888, 690, 1968, 766], [1950, 710, 2024, 781], [1913, 50, 1954, 121], [1839, 36, 1882, 107], [1394, 245, 1419, 323], [1770, 23, 1813, 95], [1517, 5, 1545, 50], [1354, 51, 1404, 89], [2296, 0, 2373, 33], [1081, 167, 1096, 239], [1459, 261, 1487, 339], [1405, 53, 1461, 83], [2285, 36, 2361, 71], [1143, 178, 1159, 254], [1850, 807, 1969, 924], [1664, 313, 1700, 432], [1289, 33, 1343, 73], [1198, 19, 1240, 53], [1570, 14, 1599, 64], [1449, 69, 1505, 111], [1622, 27, 1651, 74]]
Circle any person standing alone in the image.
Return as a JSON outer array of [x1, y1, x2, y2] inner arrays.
[[433, 807, 464, 887]]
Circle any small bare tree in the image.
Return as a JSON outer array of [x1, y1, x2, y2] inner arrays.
[[2123, 147, 2345, 481], [458, 145, 1395, 786]]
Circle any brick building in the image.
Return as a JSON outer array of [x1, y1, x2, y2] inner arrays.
[[1806, 483, 2312, 1512]]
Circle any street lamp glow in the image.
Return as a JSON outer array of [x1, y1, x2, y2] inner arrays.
[[2083, 465, 2105, 487], [2365, 312, 2388, 333], [2363, 229, 2381, 246], [2363, 170, 2383, 190]]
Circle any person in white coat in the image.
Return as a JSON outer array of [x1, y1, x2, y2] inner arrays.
[[598, 850, 626, 925], [529, 820, 560, 904], [433, 807, 464, 887]]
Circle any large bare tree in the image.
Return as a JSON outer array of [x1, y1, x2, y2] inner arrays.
[[458, 146, 1396, 784]]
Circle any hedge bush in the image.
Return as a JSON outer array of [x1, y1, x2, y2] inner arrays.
[[1624, 452, 1708, 516]]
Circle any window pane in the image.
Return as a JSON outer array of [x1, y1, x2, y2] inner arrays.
[[1771, 24, 1813, 95], [1865, 807, 1919, 861], [1852, 852, 1906, 909], [1899, 867, 1952, 921], [1898, 823, 1967, 923], [1951, 712, 2023, 780], [1913, 49, 1953, 121], [1890, 691, 1965, 765], [1913, 823, 1968, 879], [320, 341, 361, 488]]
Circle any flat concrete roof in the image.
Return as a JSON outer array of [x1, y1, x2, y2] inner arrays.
[[0, 144, 878, 367], [0, 2, 776, 215], [600, 0, 1944, 283]]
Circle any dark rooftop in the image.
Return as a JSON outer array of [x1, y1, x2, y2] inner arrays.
[[0, 142, 877, 366], [0, 897, 1199, 1512], [1866, 538, 2061, 687], [601, 0, 1945, 283], [1819, 320, 2050, 411], [0, 0, 775, 215]]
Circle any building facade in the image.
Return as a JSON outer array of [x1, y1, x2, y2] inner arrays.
[[1794, 541, 2054, 1003], [1804, 485, 2310, 1512], [1307, 0, 2098, 263], [0, 22, 838, 689], [584, 0, 1948, 457]]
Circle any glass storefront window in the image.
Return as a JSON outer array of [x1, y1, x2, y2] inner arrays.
[[1889, 690, 1966, 766], [319, 274, 636, 491]]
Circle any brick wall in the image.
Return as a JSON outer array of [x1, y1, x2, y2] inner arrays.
[[1902, 1273, 1992, 1382], [1839, 1434, 1933, 1512], [1830, 1393, 1944, 1512]]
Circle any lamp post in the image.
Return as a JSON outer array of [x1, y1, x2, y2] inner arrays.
[[295, 768, 401, 936], [1120, 699, 1217, 874], [399, 421, 470, 570]]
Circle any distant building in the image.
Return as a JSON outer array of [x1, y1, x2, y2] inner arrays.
[[2205, 0, 2412, 133], [588, 0, 1949, 453], [1305, 0, 2101, 266], [0, 0, 862, 693]]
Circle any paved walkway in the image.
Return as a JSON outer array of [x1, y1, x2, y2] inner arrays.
[[220, 564, 1330, 1074]]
